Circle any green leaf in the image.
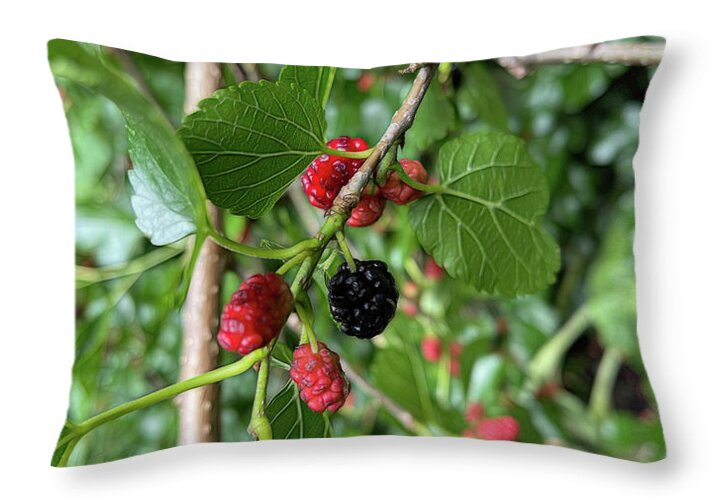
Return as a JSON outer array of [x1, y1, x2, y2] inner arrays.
[[48, 40, 208, 246], [265, 382, 330, 439], [409, 131, 560, 297], [76, 204, 144, 266], [180, 81, 327, 217], [64, 86, 127, 204], [124, 51, 186, 126], [457, 63, 509, 130], [372, 347, 434, 423], [404, 83, 457, 152], [460, 338, 493, 394], [525, 65, 627, 115], [371, 314, 438, 425], [271, 342, 294, 369], [599, 411, 666, 462], [560, 65, 626, 114], [126, 140, 200, 245], [370, 326, 464, 433], [587, 195, 638, 356], [466, 354, 506, 405], [279, 65, 336, 109]]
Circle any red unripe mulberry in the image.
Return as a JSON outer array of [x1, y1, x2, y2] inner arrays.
[[475, 416, 520, 441], [217, 273, 292, 355], [421, 336, 442, 362], [290, 342, 350, 413], [346, 192, 385, 227], [381, 159, 428, 205], [301, 136, 369, 209]]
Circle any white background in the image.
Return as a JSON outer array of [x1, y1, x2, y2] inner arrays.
[[1, 0, 712, 498]]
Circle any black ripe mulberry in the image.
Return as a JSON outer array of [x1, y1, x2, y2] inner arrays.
[[328, 260, 398, 338]]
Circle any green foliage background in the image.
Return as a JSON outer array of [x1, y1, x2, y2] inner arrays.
[[58, 40, 664, 464]]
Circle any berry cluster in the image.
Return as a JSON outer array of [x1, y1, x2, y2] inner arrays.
[[216, 258, 399, 416], [462, 403, 520, 441], [301, 136, 429, 227], [328, 260, 399, 339], [290, 342, 350, 413], [217, 273, 293, 355], [214, 139, 432, 421], [217, 273, 354, 415]]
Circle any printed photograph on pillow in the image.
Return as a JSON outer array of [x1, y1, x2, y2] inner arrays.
[[49, 36, 666, 465]]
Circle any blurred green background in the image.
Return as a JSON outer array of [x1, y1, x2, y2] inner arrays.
[[63, 41, 664, 464]]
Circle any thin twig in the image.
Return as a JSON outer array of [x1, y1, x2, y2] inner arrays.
[[399, 62, 430, 74], [227, 63, 247, 83], [240, 63, 261, 82], [327, 64, 437, 216], [341, 361, 431, 435], [498, 41, 665, 79], [228, 63, 261, 84]]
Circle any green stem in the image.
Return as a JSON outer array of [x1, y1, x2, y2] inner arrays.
[[404, 256, 429, 288], [208, 226, 319, 259], [55, 347, 268, 462], [375, 144, 399, 185], [318, 246, 339, 272], [290, 256, 318, 297], [288, 212, 349, 297], [335, 231, 357, 272], [323, 147, 374, 159], [527, 304, 590, 388], [80, 348, 264, 431], [176, 230, 208, 306], [589, 347, 622, 420], [276, 250, 309, 275], [295, 301, 319, 352], [396, 164, 445, 194], [76, 246, 183, 288], [248, 355, 273, 440]]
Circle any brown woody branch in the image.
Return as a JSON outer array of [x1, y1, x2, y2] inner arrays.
[[498, 41, 665, 79], [177, 62, 224, 445]]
